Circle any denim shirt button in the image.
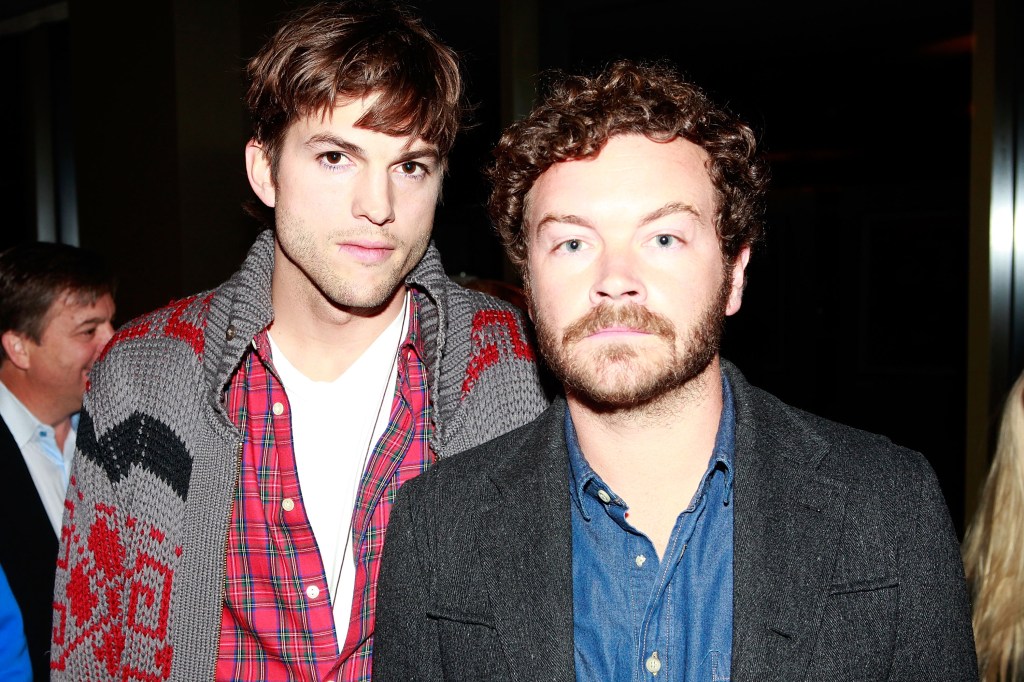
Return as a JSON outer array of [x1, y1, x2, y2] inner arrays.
[[635, 554, 646, 568], [645, 651, 662, 675], [597, 489, 611, 504]]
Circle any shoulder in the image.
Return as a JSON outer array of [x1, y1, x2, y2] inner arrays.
[[418, 276, 550, 454], [452, 288, 537, 391], [442, 284, 534, 347], [97, 291, 216, 369], [401, 401, 559, 509], [728, 363, 930, 481], [786, 397, 931, 485], [727, 363, 950, 543], [83, 289, 220, 442]]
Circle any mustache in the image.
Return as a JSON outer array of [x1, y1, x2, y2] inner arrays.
[[562, 302, 676, 345]]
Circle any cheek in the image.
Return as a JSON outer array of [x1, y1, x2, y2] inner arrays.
[[278, 171, 336, 209], [407, 199, 437, 230], [528, 277, 580, 330], [399, 184, 440, 221]]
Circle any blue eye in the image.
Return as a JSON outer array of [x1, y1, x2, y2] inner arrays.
[[559, 239, 583, 252], [654, 234, 679, 247]]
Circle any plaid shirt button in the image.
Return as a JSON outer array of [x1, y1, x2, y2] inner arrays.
[[282, 497, 295, 512], [305, 584, 320, 599], [272, 401, 285, 415]]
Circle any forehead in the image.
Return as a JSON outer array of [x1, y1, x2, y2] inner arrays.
[[42, 290, 113, 328], [286, 94, 436, 153], [526, 134, 715, 222]]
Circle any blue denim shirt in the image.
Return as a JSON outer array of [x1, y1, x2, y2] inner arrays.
[[568, 375, 735, 682]]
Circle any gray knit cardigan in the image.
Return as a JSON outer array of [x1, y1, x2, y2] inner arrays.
[[50, 231, 549, 680]]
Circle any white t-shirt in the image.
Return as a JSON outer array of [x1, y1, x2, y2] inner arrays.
[[267, 293, 410, 642]]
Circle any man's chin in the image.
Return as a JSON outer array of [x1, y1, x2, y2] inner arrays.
[[561, 365, 670, 409]]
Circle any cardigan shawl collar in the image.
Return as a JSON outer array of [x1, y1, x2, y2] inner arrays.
[[201, 229, 463, 455]]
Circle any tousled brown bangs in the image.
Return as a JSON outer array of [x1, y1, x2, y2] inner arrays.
[[246, 1, 463, 171]]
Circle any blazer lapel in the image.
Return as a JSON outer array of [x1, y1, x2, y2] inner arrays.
[[478, 400, 575, 682], [725, 364, 850, 682]]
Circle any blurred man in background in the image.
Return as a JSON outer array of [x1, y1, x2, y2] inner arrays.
[[0, 241, 114, 680]]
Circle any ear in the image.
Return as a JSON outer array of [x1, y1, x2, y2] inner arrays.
[[245, 140, 276, 208], [725, 245, 751, 317], [1, 331, 32, 371], [521, 265, 535, 322]]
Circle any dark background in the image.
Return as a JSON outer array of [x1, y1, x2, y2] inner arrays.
[[1, 0, 974, 529]]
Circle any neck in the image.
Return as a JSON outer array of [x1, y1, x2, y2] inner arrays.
[[567, 358, 725, 557], [567, 358, 724, 468], [0, 366, 76, 446], [269, 258, 407, 382]]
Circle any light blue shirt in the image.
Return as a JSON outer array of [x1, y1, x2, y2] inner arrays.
[[0, 379, 77, 535], [568, 375, 736, 682]]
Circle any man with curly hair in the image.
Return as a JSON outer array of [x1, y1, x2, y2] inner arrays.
[[375, 61, 978, 681], [49, 3, 547, 681]]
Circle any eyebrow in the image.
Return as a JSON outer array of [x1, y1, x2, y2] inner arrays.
[[74, 316, 109, 329], [533, 201, 702, 235], [533, 213, 592, 235], [640, 202, 702, 225], [304, 133, 439, 166]]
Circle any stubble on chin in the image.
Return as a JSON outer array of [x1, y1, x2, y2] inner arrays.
[[274, 210, 429, 311]]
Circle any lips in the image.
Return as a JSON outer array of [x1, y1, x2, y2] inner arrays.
[[586, 326, 651, 338], [336, 240, 396, 264]]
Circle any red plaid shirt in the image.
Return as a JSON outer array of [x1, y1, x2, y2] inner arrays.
[[217, 296, 434, 681]]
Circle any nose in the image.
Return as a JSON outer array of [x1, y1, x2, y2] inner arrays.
[[351, 167, 396, 226], [590, 246, 646, 305], [94, 322, 115, 358]]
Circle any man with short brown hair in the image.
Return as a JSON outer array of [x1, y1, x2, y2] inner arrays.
[[0, 241, 115, 681], [50, 3, 546, 680]]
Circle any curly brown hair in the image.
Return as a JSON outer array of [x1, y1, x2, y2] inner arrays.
[[246, 0, 464, 174], [487, 60, 768, 272]]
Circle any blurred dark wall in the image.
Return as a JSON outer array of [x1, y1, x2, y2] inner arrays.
[[4, 0, 974, 528], [532, 0, 972, 530]]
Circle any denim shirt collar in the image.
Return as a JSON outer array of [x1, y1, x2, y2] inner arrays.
[[566, 372, 736, 522]]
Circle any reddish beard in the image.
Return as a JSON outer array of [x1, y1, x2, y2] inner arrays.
[[531, 271, 732, 409]]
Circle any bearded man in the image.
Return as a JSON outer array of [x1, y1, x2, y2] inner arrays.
[[373, 61, 979, 681]]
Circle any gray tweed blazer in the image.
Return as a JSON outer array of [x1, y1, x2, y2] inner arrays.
[[375, 361, 978, 681]]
